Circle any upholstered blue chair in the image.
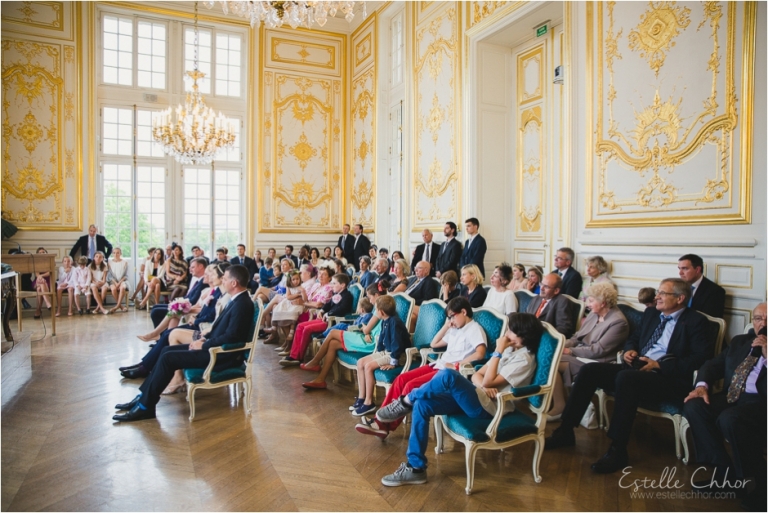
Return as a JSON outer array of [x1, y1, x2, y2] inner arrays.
[[598, 310, 725, 461], [561, 294, 586, 330], [514, 289, 536, 313], [433, 321, 565, 494], [374, 299, 447, 394], [183, 298, 264, 421]]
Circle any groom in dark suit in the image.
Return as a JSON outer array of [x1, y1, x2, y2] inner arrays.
[[546, 278, 713, 473], [683, 303, 766, 510], [113, 265, 255, 422]]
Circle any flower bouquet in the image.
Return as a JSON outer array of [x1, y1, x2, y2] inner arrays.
[[166, 298, 192, 318]]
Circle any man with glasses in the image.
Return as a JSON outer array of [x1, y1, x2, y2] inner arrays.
[[683, 303, 766, 510], [525, 273, 577, 338], [546, 278, 712, 474], [552, 247, 582, 299]]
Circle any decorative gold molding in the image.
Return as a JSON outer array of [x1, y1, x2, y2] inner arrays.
[[271, 37, 336, 70], [517, 44, 544, 106], [2, 1, 65, 33], [715, 263, 753, 289], [355, 33, 372, 67]]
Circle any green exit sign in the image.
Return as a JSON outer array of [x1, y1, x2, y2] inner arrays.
[[536, 24, 548, 37]]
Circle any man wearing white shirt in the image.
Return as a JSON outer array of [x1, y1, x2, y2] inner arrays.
[[69, 224, 113, 263], [546, 278, 712, 474], [411, 229, 440, 277]]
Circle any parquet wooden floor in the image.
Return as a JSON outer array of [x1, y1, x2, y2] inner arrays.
[[1, 310, 743, 511]]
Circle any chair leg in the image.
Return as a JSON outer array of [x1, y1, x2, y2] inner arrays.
[[244, 380, 252, 416], [680, 418, 691, 464], [532, 435, 544, 483], [433, 416, 444, 454], [672, 415, 682, 459], [188, 385, 197, 421], [332, 361, 339, 384], [597, 390, 611, 431], [464, 443, 479, 495]]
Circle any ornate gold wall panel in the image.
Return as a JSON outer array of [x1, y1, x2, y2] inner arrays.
[[258, 29, 345, 233], [350, 14, 376, 231], [1, 2, 81, 231], [516, 43, 546, 240], [466, 1, 525, 30], [265, 30, 342, 77], [412, 2, 461, 231], [586, 1, 755, 227], [1, 2, 72, 40]]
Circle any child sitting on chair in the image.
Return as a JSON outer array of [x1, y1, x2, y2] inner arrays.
[[68, 256, 92, 315], [320, 297, 374, 337]]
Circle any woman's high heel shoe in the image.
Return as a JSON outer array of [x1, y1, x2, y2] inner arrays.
[[161, 383, 187, 395]]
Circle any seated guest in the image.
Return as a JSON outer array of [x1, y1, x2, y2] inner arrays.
[[390, 251, 407, 274], [231, 244, 257, 277], [355, 297, 486, 438], [678, 253, 726, 319], [526, 273, 576, 338], [333, 246, 348, 267], [440, 270, 460, 303], [552, 247, 583, 299], [107, 247, 130, 313], [120, 264, 221, 380], [185, 245, 209, 267], [548, 282, 629, 419], [147, 258, 208, 327], [165, 244, 190, 301], [253, 249, 264, 271], [389, 259, 411, 293], [507, 263, 529, 292], [579, 256, 614, 302], [349, 295, 411, 416], [88, 251, 110, 315], [683, 302, 766, 511], [297, 245, 311, 267], [372, 257, 394, 284], [55, 256, 74, 317], [258, 257, 275, 286], [459, 264, 487, 308], [279, 272, 353, 365], [546, 278, 712, 473], [379, 247, 390, 268], [113, 265, 254, 422], [269, 265, 332, 350], [254, 258, 292, 306], [320, 246, 333, 266], [137, 248, 165, 310], [527, 266, 543, 294], [32, 247, 53, 317], [378, 313, 542, 486], [281, 245, 299, 268], [483, 263, 518, 315], [214, 247, 229, 263], [267, 247, 277, 261], [638, 287, 656, 308], [130, 247, 156, 304], [368, 245, 378, 260], [404, 261, 440, 312], [358, 256, 377, 289], [309, 247, 321, 268]]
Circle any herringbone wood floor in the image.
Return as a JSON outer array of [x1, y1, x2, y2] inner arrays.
[[2, 309, 742, 511]]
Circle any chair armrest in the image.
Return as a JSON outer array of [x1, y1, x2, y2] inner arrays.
[[459, 363, 475, 378], [616, 351, 624, 364], [347, 325, 362, 332], [509, 384, 541, 397], [484, 388, 550, 440], [401, 348, 417, 375], [202, 343, 251, 381]]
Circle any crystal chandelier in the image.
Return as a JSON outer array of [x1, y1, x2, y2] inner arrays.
[[152, 2, 236, 165], [203, 1, 364, 29]]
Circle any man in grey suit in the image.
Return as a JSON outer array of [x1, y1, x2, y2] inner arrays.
[[526, 273, 576, 338]]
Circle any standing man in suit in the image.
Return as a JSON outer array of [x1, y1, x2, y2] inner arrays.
[[233, 244, 259, 292], [352, 224, 371, 271], [404, 261, 440, 314], [526, 273, 576, 338], [149, 258, 209, 328], [552, 247, 583, 299], [546, 278, 712, 473], [69, 224, 113, 263], [280, 245, 299, 268], [113, 265, 255, 422], [678, 254, 726, 319], [411, 229, 440, 277], [339, 224, 355, 266], [459, 218, 487, 277], [683, 303, 766, 510], [435, 222, 462, 278]]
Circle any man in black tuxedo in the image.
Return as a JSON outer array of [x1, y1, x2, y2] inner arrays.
[[404, 261, 440, 313], [338, 224, 356, 265], [280, 245, 299, 268], [526, 273, 576, 338], [435, 222, 462, 278], [678, 253, 726, 319], [149, 258, 209, 327], [69, 224, 113, 263], [459, 217, 487, 277], [552, 247, 582, 299], [546, 278, 713, 473], [411, 229, 440, 277], [351, 224, 371, 271], [683, 303, 766, 510], [113, 265, 255, 422]]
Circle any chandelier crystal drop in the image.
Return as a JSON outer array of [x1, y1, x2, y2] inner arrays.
[[202, 1, 364, 29], [152, 2, 236, 165]]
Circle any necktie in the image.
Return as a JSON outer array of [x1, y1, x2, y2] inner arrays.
[[535, 299, 548, 318], [89, 237, 96, 259], [727, 352, 760, 403], [425, 244, 430, 263], [406, 278, 420, 294], [688, 285, 695, 307], [640, 315, 674, 356]]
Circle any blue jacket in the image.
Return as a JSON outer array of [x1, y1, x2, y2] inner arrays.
[[259, 267, 274, 287], [375, 315, 410, 364]]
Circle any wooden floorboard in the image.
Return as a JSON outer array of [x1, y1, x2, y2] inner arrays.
[[1, 309, 743, 511]]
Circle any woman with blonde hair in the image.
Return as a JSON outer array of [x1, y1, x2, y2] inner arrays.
[[89, 251, 111, 315], [107, 247, 130, 313], [459, 264, 487, 308], [526, 266, 543, 294], [55, 255, 74, 317], [547, 282, 629, 420], [389, 259, 411, 293]]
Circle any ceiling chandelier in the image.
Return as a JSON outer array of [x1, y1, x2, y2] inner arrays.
[[152, 2, 236, 165], [202, 1, 364, 29]]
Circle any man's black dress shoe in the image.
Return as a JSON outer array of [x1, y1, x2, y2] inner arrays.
[[121, 366, 148, 379], [118, 362, 142, 372], [591, 445, 628, 474], [112, 403, 156, 422], [115, 394, 142, 411], [545, 427, 576, 450]]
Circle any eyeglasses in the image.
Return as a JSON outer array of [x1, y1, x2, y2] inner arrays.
[[655, 290, 680, 297], [753, 316, 767, 323]]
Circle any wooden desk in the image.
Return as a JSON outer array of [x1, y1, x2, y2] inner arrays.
[[1, 254, 56, 336]]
